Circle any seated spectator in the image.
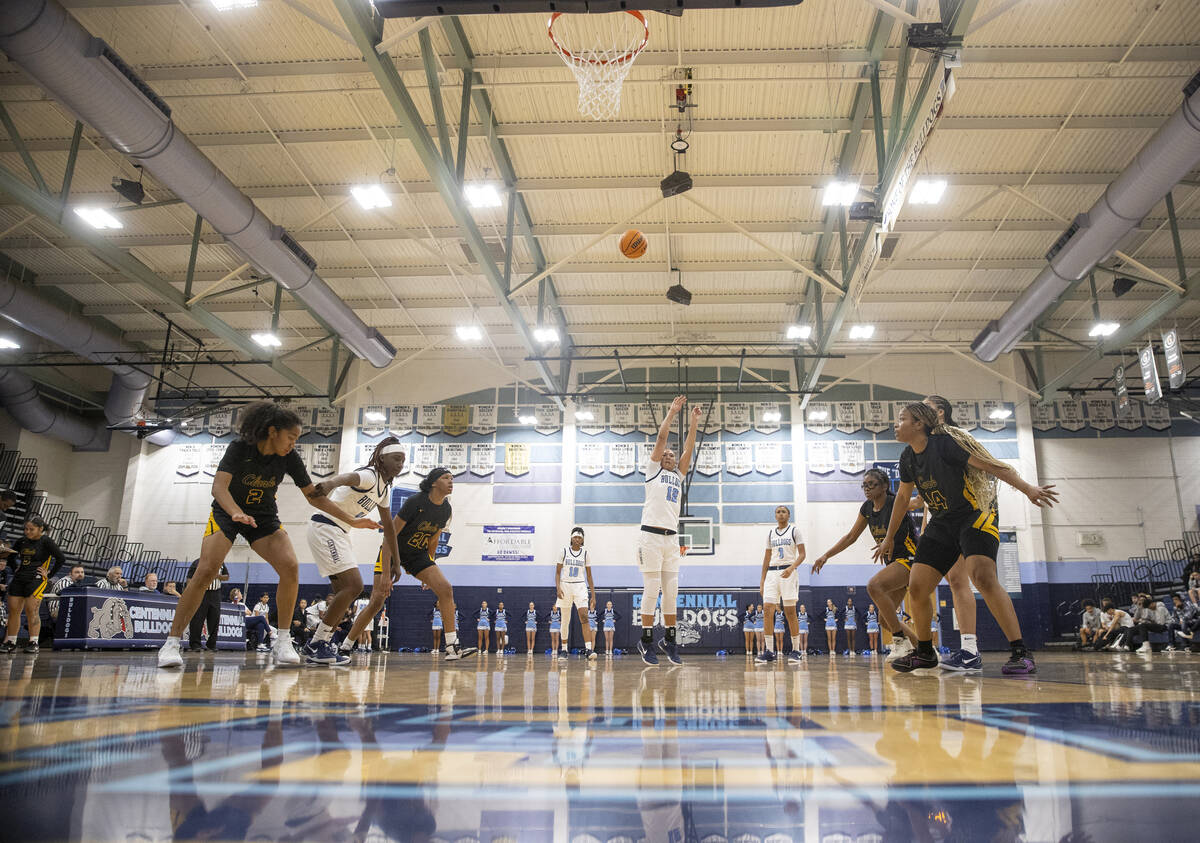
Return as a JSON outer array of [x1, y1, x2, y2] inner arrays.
[[1077, 600, 1104, 650], [1129, 597, 1170, 653], [248, 593, 275, 652], [1168, 593, 1199, 650], [306, 593, 332, 634], [138, 572, 160, 592], [1095, 601, 1135, 650], [163, 581, 181, 598], [95, 566, 125, 589], [46, 563, 87, 624], [291, 599, 309, 646], [1189, 571, 1200, 606]]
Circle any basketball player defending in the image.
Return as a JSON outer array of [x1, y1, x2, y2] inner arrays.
[[757, 505, 806, 665], [556, 527, 597, 660], [637, 396, 701, 666]]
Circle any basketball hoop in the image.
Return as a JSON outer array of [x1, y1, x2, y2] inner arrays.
[[548, 11, 649, 121]]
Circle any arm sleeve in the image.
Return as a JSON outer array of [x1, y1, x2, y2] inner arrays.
[[286, 449, 313, 489], [44, 538, 67, 576], [216, 441, 244, 475]]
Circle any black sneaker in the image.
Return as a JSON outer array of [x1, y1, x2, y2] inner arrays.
[[0, 641, 16, 654], [891, 651, 940, 673], [22, 641, 39, 654], [658, 638, 683, 665]]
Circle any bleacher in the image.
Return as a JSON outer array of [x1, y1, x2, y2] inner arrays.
[[0, 441, 193, 585]]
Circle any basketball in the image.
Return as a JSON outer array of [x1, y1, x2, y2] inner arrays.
[[620, 229, 647, 259]]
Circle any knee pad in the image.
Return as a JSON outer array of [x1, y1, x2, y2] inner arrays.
[[661, 570, 679, 612], [640, 572, 662, 616]]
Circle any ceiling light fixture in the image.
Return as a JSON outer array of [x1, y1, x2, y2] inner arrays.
[[464, 182, 503, 209], [762, 410, 782, 423], [73, 206, 123, 229], [574, 410, 595, 421], [808, 409, 829, 421], [908, 179, 948, 205], [456, 325, 483, 342], [785, 325, 812, 340], [363, 409, 387, 422], [533, 326, 559, 343], [989, 407, 1013, 420], [0, 338, 19, 350], [251, 332, 282, 348], [1089, 322, 1121, 337], [822, 181, 859, 206], [209, 0, 258, 10], [518, 412, 537, 425], [351, 184, 391, 210], [848, 324, 875, 340]]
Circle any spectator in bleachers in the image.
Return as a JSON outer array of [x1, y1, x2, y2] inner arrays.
[[95, 566, 125, 589], [1183, 550, 1200, 591], [138, 573, 159, 592], [163, 581, 181, 598], [306, 593, 330, 633], [1095, 600, 1135, 650], [291, 599, 309, 647], [245, 593, 275, 651], [118, 577, 129, 589], [46, 564, 86, 626], [1188, 571, 1200, 606], [1168, 593, 1199, 650], [1129, 597, 1170, 653], [1076, 599, 1104, 650]]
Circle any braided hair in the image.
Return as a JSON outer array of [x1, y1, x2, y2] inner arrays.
[[903, 401, 1007, 512], [237, 401, 302, 443], [863, 467, 890, 490]]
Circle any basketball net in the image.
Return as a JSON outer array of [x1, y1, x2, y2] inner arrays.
[[548, 11, 649, 121]]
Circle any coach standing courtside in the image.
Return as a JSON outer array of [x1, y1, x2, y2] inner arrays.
[[186, 558, 229, 652]]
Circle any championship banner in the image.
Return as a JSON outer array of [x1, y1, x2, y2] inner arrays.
[[412, 442, 440, 475], [725, 441, 753, 476], [313, 406, 341, 438], [697, 401, 722, 435], [360, 405, 386, 437], [724, 402, 751, 435], [638, 442, 655, 475], [576, 403, 605, 436], [1163, 328, 1185, 389], [1140, 344, 1162, 403], [754, 441, 782, 475], [443, 404, 470, 437], [1086, 398, 1115, 431], [310, 443, 338, 478], [1145, 402, 1171, 431], [1114, 366, 1131, 416], [754, 403, 781, 434], [577, 442, 605, 476], [838, 440, 865, 474], [835, 402, 861, 435], [355, 442, 375, 468], [609, 442, 636, 477], [442, 442, 468, 475], [175, 443, 201, 477], [534, 404, 561, 436], [1056, 399, 1085, 432], [636, 403, 659, 435], [952, 400, 979, 431], [1031, 402, 1057, 432], [470, 404, 497, 436], [892, 401, 911, 428], [504, 443, 530, 476], [202, 443, 223, 476], [388, 404, 414, 437], [609, 403, 636, 435], [979, 400, 1006, 432], [863, 401, 890, 433], [695, 441, 722, 476], [178, 417, 204, 438], [417, 404, 443, 436], [469, 443, 496, 476], [805, 403, 833, 434], [807, 440, 835, 474], [206, 408, 233, 438], [1117, 401, 1143, 431]]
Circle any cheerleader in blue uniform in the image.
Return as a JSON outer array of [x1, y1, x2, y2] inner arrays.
[[602, 601, 617, 654], [524, 602, 538, 653], [773, 603, 786, 653], [797, 603, 809, 654], [549, 605, 562, 653], [866, 603, 880, 654], [476, 600, 492, 654], [824, 599, 839, 655], [843, 597, 857, 655], [742, 603, 757, 655], [431, 605, 443, 653], [754, 603, 766, 654], [494, 602, 509, 653]]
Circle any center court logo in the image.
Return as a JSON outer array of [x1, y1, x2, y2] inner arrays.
[[88, 597, 134, 639]]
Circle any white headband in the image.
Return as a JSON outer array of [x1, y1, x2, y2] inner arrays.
[[571, 528, 584, 537], [379, 444, 406, 456]]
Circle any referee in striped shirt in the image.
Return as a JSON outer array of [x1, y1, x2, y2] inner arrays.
[[186, 558, 229, 651]]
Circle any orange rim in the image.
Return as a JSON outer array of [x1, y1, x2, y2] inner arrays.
[[548, 10, 649, 67]]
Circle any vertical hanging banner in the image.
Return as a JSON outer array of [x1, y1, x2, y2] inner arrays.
[[637, 442, 656, 475], [309, 443, 338, 478], [178, 418, 204, 438], [892, 401, 911, 428], [1086, 398, 1115, 431], [576, 403, 605, 436], [577, 443, 605, 476], [835, 402, 861, 434], [470, 404, 497, 436], [1031, 402, 1057, 432], [979, 400, 1006, 432], [175, 444, 202, 477], [863, 401, 890, 433], [952, 400, 979, 431], [313, 406, 341, 438], [609, 403, 636, 435], [411, 443, 439, 476], [725, 442, 753, 476], [1113, 366, 1131, 416], [202, 443, 223, 476], [1056, 399, 1085, 432], [206, 408, 233, 439], [636, 403, 659, 435], [806, 441, 835, 474], [1145, 402, 1171, 431], [534, 404, 561, 436], [837, 440, 865, 474], [695, 442, 722, 476], [469, 443, 496, 476], [1117, 401, 1143, 431], [1163, 329, 1185, 389], [1140, 344, 1162, 403], [805, 403, 833, 434], [754, 403, 781, 434], [388, 404, 414, 437], [724, 402, 751, 434], [417, 405, 443, 436], [355, 442, 376, 468], [442, 404, 470, 436], [698, 401, 722, 436], [360, 405, 386, 437], [442, 442, 468, 475], [755, 441, 782, 475], [609, 442, 636, 477], [504, 443, 530, 476]]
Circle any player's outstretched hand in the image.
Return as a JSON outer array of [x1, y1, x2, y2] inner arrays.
[[811, 556, 827, 574], [669, 395, 687, 414], [232, 512, 257, 528], [872, 539, 893, 565], [690, 405, 703, 424], [349, 517, 383, 530], [1026, 483, 1059, 508]]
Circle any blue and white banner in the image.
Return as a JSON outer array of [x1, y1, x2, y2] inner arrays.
[[388, 404, 414, 437], [482, 525, 535, 562]]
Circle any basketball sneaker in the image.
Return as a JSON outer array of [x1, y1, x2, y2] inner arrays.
[[755, 650, 777, 665], [302, 640, 342, 665], [890, 651, 939, 673], [22, 641, 38, 654], [1000, 653, 1037, 675], [557, 649, 570, 660], [939, 649, 983, 673], [886, 638, 914, 663], [787, 650, 805, 664], [658, 638, 683, 666], [586, 649, 597, 661], [271, 635, 301, 666], [444, 642, 477, 661], [637, 638, 658, 665], [157, 637, 183, 668]]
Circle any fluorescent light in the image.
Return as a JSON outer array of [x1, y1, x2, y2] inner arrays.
[[786, 324, 812, 340], [533, 326, 559, 343], [822, 181, 859, 206], [574, 410, 595, 421], [456, 325, 483, 341], [364, 410, 387, 422], [1089, 322, 1120, 337], [251, 332, 282, 348], [848, 324, 875, 340], [989, 407, 1013, 420], [73, 206, 123, 229], [0, 338, 18, 350], [909, 179, 948, 204], [808, 410, 829, 421], [209, 0, 257, 9], [464, 182, 503, 209], [762, 410, 782, 423], [351, 184, 391, 210], [518, 413, 537, 425]]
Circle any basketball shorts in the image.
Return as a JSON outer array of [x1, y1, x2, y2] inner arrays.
[[915, 508, 1000, 576], [762, 569, 799, 605], [8, 572, 47, 600], [205, 508, 281, 545], [307, 519, 357, 578], [637, 531, 680, 575], [375, 547, 436, 578], [557, 581, 589, 611]]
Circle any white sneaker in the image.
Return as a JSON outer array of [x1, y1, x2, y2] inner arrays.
[[886, 639, 914, 663], [1137, 641, 1152, 654], [271, 635, 301, 665], [158, 637, 183, 669]]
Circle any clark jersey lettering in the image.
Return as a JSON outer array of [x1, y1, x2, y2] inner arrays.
[[395, 492, 451, 560], [215, 440, 312, 518], [641, 458, 683, 530], [898, 434, 975, 519], [860, 493, 918, 559]]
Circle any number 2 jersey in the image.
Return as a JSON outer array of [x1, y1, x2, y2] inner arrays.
[[859, 493, 918, 560], [215, 439, 312, 519]]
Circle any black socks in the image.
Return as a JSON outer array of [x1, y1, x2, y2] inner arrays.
[[641, 627, 653, 644], [1009, 638, 1027, 658], [665, 626, 676, 644], [916, 639, 936, 658]]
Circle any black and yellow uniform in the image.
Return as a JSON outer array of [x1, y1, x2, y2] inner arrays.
[[899, 434, 999, 575], [374, 492, 450, 578], [204, 440, 312, 544], [7, 535, 66, 599], [860, 493, 918, 567]]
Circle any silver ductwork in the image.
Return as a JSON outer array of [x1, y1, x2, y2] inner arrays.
[[972, 76, 1200, 361], [0, 366, 110, 451], [0, 0, 395, 368]]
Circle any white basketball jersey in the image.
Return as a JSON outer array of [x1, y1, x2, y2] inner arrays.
[[766, 525, 802, 566], [560, 546, 589, 584], [326, 468, 390, 529], [641, 459, 683, 530]]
